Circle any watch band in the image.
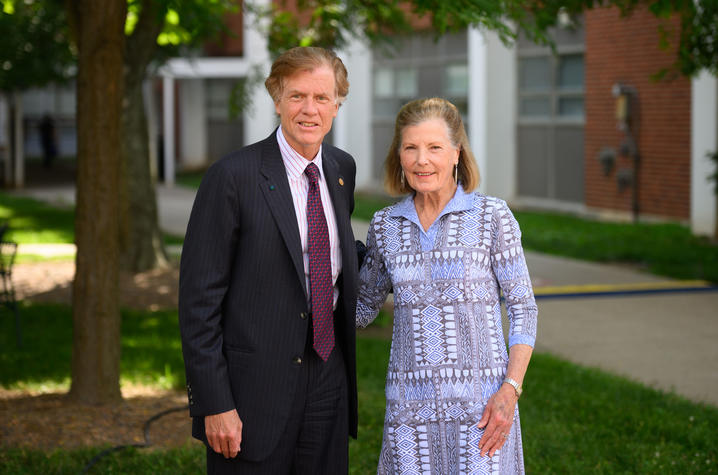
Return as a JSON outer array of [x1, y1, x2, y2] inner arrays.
[[503, 377, 523, 398]]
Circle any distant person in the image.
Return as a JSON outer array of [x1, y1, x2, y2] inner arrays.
[[39, 114, 58, 168], [179, 46, 359, 474], [357, 97, 538, 473]]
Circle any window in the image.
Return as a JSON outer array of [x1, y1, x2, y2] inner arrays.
[[372, 66, 418, 119], [445, 64, 468, 96], [371, 32, 468, 180], [518, 53, 584, 120]]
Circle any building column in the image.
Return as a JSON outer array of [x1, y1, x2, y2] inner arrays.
[[468, 28, 488, 194], [335, 39, 372, 189], [243, 0, 275, 145], [179, 78, 207, 169], [162, 75, 175, 186], [691, 71, 717, 236], [469, 28, 517, 201]]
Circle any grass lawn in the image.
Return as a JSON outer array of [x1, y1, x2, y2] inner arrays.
[[0, 193, 74, 244], [0, 192, 183, 250], [175, 170, 206, 190], [514, 210, 718, 284], [1, 303, 717, 473]]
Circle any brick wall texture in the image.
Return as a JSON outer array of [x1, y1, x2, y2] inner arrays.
[[584, 6, 691, 219]]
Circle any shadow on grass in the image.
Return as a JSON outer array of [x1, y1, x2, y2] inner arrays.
[[0, 303, 186, 391]]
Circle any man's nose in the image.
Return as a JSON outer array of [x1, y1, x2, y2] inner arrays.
[[301, 97, 319, 114]]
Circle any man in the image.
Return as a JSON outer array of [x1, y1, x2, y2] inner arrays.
[[179, 47, 358, 474]]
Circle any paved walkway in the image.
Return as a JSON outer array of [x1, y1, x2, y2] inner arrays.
[[9, 184, 718, 407]]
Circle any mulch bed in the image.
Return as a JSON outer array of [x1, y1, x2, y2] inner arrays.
[[1, 261, 200, 451]]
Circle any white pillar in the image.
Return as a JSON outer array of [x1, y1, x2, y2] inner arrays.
[[690, 71, 717, 236], [336, 39, 372, 189], [468, 28, 488, 194], [243, 0, 275, 145], [12, 91, 24, 188], [162, 75, 175, 186], [179, 78, 207, 168], [483, 30, 517, 201]]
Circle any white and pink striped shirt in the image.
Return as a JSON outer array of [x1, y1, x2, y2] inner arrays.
[[277, 126, 342, 309]]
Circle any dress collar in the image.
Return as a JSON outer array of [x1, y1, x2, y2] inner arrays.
[[389, 184, 474, 229]]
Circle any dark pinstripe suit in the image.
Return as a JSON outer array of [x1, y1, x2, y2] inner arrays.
[[178, 131, 358, 466]]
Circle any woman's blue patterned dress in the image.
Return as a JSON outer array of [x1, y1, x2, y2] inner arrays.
[[357, 185, 538, 474]]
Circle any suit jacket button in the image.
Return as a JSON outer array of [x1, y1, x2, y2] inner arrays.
[[300, 312, 308, 320], [293, 356, 303, 364]]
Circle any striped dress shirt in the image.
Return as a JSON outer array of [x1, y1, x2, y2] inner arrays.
[[277, 126, 342, 309]]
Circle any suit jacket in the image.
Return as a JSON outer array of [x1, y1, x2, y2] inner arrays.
[[178, 131, 358, 462]]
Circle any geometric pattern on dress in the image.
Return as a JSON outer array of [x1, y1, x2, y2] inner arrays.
[[439, 368, 474, 400], [428, 422, 442, 473], [445, 421, 460, 474], [430, 251, 465, 281], [413, 305, 446, 366], [391, 423, 421, 474], [357, 187, 536, 474], [460, 423, 491, 474]]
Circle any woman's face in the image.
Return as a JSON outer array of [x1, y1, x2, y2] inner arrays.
[[399, 118, 460, 198]]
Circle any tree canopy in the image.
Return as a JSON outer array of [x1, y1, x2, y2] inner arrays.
[[0, 0, 74, 91], [261, 0, 717, 76]]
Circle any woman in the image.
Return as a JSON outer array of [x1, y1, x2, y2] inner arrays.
[[357, 97, 537, 474]]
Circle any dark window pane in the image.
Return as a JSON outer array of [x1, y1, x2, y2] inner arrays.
[[558, 54, 584, 89], [558, 97, 584, 117], [520, 96, 551, 117], [519, 57, 551, 91]]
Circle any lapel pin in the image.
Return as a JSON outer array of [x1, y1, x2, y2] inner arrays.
[[269, 184, 275, 190], [338, 178, 344, 186]]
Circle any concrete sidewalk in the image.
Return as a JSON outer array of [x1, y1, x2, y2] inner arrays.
[[9, 184, 718, 407]]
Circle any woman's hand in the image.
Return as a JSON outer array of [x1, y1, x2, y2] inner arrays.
[[477, 384, 517, 457]]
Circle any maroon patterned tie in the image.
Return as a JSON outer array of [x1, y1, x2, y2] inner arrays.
[[305, 163, 334, 361]]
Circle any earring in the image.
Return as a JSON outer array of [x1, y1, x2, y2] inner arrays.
[[454, 163, 458, 183], [400, 169, 405, 188]]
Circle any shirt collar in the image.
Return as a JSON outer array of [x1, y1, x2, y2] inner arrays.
[[389, 184, 474, 225], [277, 125, 324, 181]]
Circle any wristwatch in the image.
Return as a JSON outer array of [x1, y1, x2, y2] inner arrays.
[[503, 378, 523, 398]]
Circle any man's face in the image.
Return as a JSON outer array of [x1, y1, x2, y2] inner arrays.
[[274, 65, 339, 159]]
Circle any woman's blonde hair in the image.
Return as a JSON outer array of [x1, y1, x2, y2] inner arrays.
[[265, 46, 349, 105], [384, 97, 480, 195]]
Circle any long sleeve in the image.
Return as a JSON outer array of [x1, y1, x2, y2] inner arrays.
[[489, 200, 538, 348], [178, 161, 239, 417], [356, 213, 392, 328]]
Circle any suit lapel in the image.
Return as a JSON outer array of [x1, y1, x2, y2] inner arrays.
[[322, 150, 352, 264], [259, 134, 307, 298]]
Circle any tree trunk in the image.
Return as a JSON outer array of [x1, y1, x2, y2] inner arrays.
[[67, 0, 127, 405], [119, 0, 169, 273]]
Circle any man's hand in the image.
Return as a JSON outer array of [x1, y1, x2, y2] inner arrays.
[[205, 409, 243, 458]]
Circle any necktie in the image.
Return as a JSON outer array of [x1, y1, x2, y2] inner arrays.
[[305, 163, 334, 361]]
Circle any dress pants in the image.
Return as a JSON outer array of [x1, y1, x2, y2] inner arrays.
[[206, 342, 349, 474]]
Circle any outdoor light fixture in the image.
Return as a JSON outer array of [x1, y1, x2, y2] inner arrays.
[[598, 147, 617, 176], [611, 82, 640, 222]]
